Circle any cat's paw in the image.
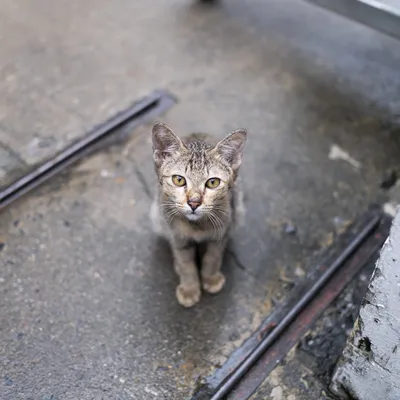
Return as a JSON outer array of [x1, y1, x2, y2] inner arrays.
[[202, 272, 226, 294], [176, 284, 201, 308]]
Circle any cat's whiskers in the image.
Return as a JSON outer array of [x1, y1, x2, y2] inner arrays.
[[208, 210, 225, 242], [164, 209, 180, 223], [207, 212, 221, 241], [163, 203, 181, 221], [209, 207, 229, 217]]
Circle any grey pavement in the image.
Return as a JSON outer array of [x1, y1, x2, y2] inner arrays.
[[1, 0, 400, 399]]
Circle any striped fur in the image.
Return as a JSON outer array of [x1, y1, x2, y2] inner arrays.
[[151, 122, 247, 307]]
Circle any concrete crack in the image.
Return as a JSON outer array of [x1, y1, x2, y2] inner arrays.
[[228, 249, 247, 271]]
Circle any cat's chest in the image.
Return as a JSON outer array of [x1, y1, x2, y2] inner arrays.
[[172, 219, 218, 242]]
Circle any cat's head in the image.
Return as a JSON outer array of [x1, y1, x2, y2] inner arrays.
[[152, 122, 247, 222]]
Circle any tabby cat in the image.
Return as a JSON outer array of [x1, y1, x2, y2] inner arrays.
[[150, 122, 247, 307]]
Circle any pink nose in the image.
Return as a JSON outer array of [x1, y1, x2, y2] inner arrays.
[[187, 198, 201, 211]]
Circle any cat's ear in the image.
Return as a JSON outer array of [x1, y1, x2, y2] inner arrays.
[[215, 129, 247, 170], [152, 122, 183, 167]]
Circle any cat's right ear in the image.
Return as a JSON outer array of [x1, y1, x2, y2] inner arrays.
[[152, 122, 183, 167]]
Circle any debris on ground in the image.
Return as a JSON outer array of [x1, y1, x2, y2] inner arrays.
[[270, 385, 283, 400], [328, 144, 361, 169], [278, 267, 295, 285], [294, 265, 306, 277], [284, 222, 297, 236], [319, 232, 334, 249], [266, 218, 297, 237], [383, 202, 398, 217], [332, 216, 352, 235]]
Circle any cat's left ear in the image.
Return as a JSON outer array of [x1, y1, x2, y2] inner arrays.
[[215, 129, 247, 170], [152, 122, 183, 167]]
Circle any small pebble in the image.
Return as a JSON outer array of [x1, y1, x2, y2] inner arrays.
[[284, 223, 296, 235], [100, 169, 112, 178]]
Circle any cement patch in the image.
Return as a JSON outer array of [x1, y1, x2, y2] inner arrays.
[[330, 208, 400, 400]]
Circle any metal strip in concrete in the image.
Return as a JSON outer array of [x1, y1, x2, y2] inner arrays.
[[192, 207, 392, 400], [0, 89, 176, 210], [330, 208, 400, 400]]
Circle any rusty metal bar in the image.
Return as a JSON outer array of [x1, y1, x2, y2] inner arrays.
[[0, 89, 176, 210], [210, 213, 382, 400]]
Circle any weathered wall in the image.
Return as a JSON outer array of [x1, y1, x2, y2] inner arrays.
[[330, 208, 400, 400]]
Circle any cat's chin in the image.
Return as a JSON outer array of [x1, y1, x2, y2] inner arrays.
[[186, 213, 202, 222]]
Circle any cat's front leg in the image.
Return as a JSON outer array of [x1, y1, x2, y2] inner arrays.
[[201, 239, 228, 294], [171, 241, 201, 308]]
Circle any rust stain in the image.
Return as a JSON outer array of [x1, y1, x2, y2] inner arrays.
[[319, 232, 334, 249], [257, 322, 277, 341], [335, 219, 352, 235], [279, 268, 295, 284]]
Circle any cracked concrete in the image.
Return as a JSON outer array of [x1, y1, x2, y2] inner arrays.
[[1, 0, 400, 399]]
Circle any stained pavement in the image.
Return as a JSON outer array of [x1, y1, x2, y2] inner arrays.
[[1, 0, 400, 399]]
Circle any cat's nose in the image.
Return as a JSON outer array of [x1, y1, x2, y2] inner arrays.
[[187, 198, 201, 211]]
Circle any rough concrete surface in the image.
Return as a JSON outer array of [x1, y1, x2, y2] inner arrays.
[[1, 0, 400, 399], [330, 208, 400, 400], [249, 349, 335, 400], [249, 255, 378, 400], [1, 0, 400, 186]]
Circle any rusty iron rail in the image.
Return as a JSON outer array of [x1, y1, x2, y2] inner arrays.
[[0, 89, 175, 210], [191, 208, 390, 400]]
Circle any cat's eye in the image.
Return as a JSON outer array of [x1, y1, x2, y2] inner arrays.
[[172, 175, 186, 187], [205, 178, 221, 189]]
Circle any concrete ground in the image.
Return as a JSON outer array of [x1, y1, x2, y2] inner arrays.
[[330, 209, 400, 400], [1, 0, 400, 399]]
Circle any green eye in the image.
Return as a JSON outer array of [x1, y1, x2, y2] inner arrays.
[[172, 175, 186, 187], [205, 178, 221, 189]]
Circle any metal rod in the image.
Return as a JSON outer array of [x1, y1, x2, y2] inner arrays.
[[211, 214, 381, 400], [305, 0, 400, 40], [0, 90, 174, 209]]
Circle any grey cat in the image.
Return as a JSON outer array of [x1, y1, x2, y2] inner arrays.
[[150, 122, 247, 307]]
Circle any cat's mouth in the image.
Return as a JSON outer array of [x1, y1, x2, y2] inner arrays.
[[181, 203, 204, 222], [186, 212, 202, 222]]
